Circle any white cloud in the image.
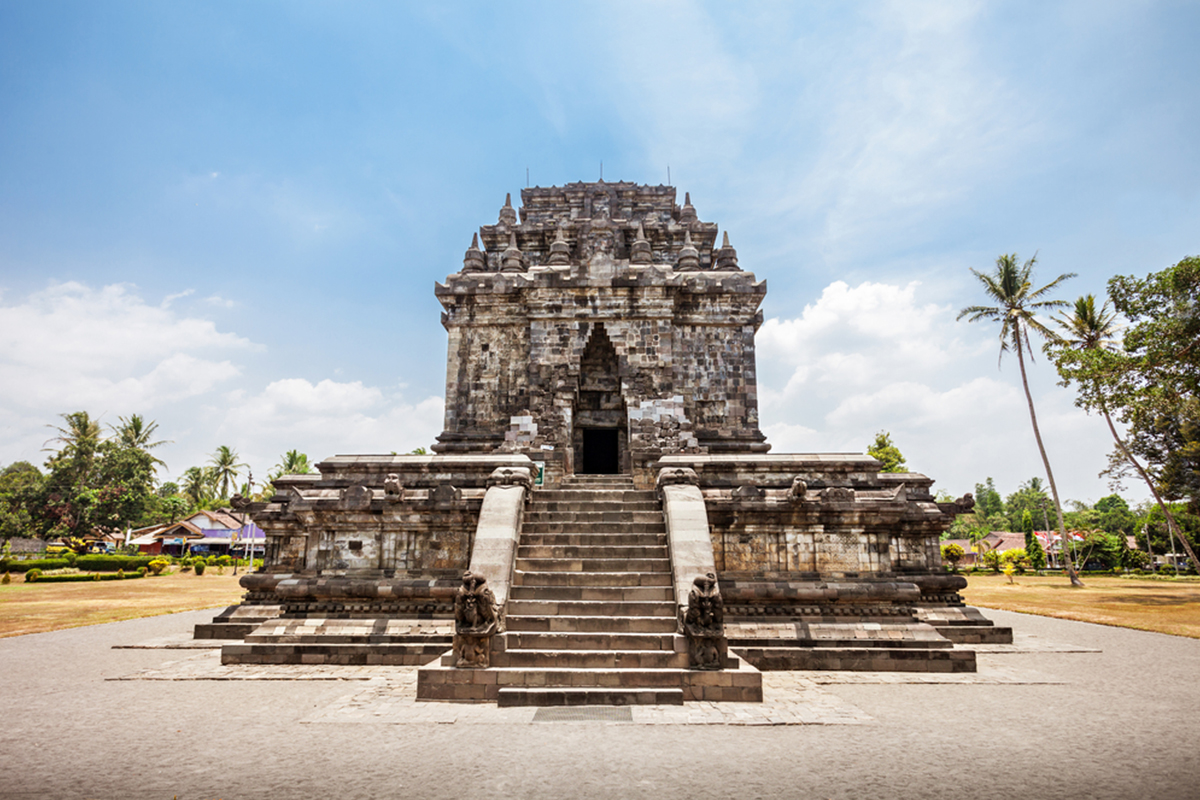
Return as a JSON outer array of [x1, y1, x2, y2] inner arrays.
[[757, 279, 1129, 503], [213, 379, 444, 474]]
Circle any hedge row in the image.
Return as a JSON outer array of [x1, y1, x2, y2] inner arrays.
[[0, 555, 158, 573], [27, 571, 147, 583]]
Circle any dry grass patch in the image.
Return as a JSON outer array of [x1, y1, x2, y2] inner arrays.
[[0, 569, 245, 638], [962, 573, 1200, 639]]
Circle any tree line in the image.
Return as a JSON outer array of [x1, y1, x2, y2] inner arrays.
[[0, 413, 318, 542]]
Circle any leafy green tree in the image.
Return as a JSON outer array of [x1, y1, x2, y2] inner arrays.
[[867, 432, 907, 473], [973, 478, 1005, 520], [1027, 534, 1047, 570], [38, 428, 156, 539], [941, 543, 965, 572], [1095, 494, 1137, 537], [0, 462, 44, 538], [1005, 478, 1052, 532], [1050, 279, 1200, 573], [208, 446, 247, 500], [958, 253, 1082, 586]]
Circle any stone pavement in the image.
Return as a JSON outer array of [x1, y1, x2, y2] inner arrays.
[[1, 607, 1197, 800], [110, 629, 1079, 726]]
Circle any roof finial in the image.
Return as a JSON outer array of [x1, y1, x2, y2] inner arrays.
[[547, 222, 571, 266], [462, 232, 486, 273], [714, 231, 740, 271], [499, 192, 518, 225], [630, 221, 652, 265], [676, 229, 699, 271], [502, 232, 524, 272]]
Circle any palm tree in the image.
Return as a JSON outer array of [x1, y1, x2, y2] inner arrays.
[[272, 450, 312, 477], [208, 445, 247, 500], [181, 466, 215, 507], [958, 253, 1084, 586], [111, 414, 171, 471], [1055, 294, 1200, 573], [43, 411, 102, 452]]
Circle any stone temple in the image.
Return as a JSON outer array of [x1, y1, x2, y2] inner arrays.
[[204, 181, 1010, 706]]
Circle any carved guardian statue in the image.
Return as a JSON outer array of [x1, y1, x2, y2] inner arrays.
[[453, 571, 498, 668], [684, 572, 726, 670]]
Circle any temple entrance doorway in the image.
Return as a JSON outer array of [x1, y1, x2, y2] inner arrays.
[[581, 428, 620, 474], [574, 323, 628, 475]]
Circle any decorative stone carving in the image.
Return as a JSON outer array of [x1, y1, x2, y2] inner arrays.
[[340, 483, 373, 510], [788, 477, 808, 502], [498, 192, 517, 225], [655, 466, 698, 500], [453, 571, 498, 668], [429, 484, 462, 505], [938, 492, 976, 516], [487, 466, 533, 491], [731, 483, 765, 500], [684, 572, 726, 670], [230, 493, 251, 510], [820, 486, 856, 503], [383, 474, 405, 503]]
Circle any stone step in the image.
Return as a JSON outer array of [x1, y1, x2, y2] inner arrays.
[[514, 557, 671, 573], [531, 491, 657, 503], [504, 631, 678, 651], [222, 642, 447, 666], [521, 522, 666, 534], [244, 633, 451, 645], [505, 599, 675, 617], [505, 615, 678, 633], [733, 646, 977, 673], [492, 667, 686, 688], [497, 687, 685, 707], [523, 510, 663, 522], [496, 649, 689, 669], [513, 570, 672, 587], [517, 544, 666, 560], [527, 500, 661, 512], [508, 585, 673, 602], [519, 533, 666, 547]]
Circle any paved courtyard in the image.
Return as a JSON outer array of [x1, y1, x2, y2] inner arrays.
[[0, 607, 1197, 799]]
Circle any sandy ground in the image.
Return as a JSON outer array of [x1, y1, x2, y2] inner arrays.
[[0, 607, 1197, 800]]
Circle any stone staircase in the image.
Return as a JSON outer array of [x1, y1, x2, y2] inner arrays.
[[417, 474, 762, 705]]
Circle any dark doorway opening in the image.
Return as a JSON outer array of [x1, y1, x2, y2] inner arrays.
[[581, 429, 620, 474]]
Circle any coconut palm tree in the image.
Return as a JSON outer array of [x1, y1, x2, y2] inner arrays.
[[181, 466, 216, 507], [208, 445, 247, 500], [1054, 294, 1200, 573], [272, 450, 312, 477], [958, 253, 1084, 586], [111, 414, 171, 471], [43, 411, 102, 452]]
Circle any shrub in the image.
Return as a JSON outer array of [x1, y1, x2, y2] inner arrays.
[[206, 555, 218, 566], [24, 568, 42, 582], [147, 559, 169, 575], [137, 566, 147, 576], [217, 555, 232, 567], [194, 561, 206, 576], [30, 572, 145, 583], [64, 552, 77, 567], [0, 558, 69, 573], [75, 555, 159, 573], [1, 572, 8, 585], [941, 543, 965, 572], [116, 569, 124, 580]]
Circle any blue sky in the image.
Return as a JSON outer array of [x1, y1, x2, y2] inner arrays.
[[1, 0, 1197, 505]]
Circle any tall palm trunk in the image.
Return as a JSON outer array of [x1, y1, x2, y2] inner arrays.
[[1015, 327, 1084, 587], [1099, 407, 1200, 573]]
